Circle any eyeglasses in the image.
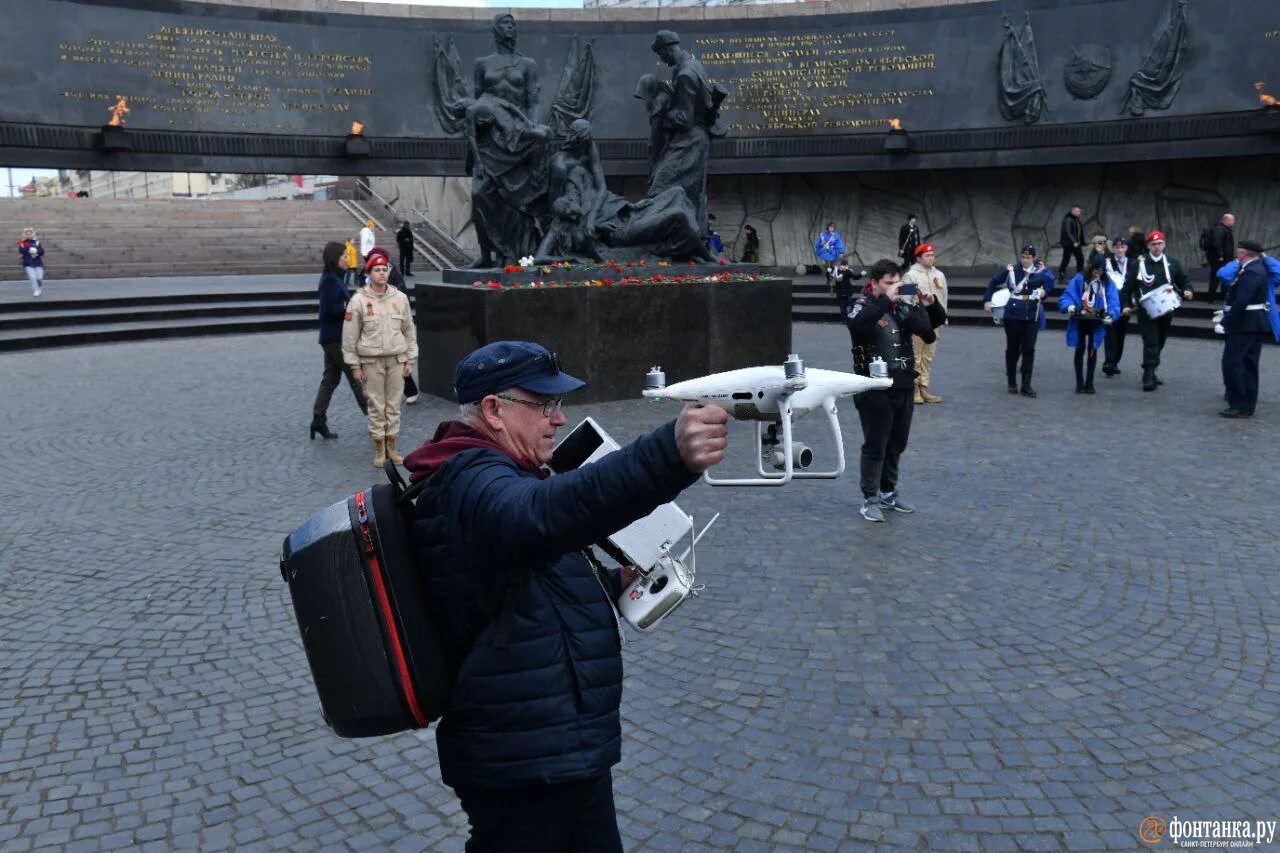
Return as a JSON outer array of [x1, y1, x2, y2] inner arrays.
[[495, 395, 563, 417]]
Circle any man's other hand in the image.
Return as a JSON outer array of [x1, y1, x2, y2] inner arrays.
[[676, 403, 728, 473]]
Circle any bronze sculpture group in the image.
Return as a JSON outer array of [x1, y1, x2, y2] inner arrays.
[[434, 18, 726, 268]]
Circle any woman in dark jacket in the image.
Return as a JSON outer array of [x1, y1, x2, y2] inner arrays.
[[310, 241, 368, 439]]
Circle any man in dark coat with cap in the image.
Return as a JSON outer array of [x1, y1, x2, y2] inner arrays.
[[403, 341, 728, 850], [1218, 240, 1274, 417]]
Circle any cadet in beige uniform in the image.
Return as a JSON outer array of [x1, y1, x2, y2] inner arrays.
[[902, 243, 948, 404], [342, 247, 418, 467]]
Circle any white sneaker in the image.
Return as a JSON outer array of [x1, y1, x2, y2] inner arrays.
[[404, 394, 419, 405], [32, 289, 41, 298]]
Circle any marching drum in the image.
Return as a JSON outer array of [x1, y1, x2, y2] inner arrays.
[[1139, 283, 1181, 319], [990, 288, 1011, 325]]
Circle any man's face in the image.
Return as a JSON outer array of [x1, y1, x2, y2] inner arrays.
[[1149, 240, 1165, 255], [493, 388, 567, 464], [1224, 215, 1235, 228], [1020, 251, 1035, 267], [826, 225, 835, 233], [368, 264, 390, 286], [1072, 207, 1082, 217], [871, 271, 901, 297], [1112, 242, 1127, 255], [920, 251, 935, 267], [655, 45, 677, 67]]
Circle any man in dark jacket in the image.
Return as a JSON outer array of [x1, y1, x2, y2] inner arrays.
[[846, 258, 947, 523], [1219, 240, 1272, 417], [831, 257, 864, 320], [1205, 213, 1235, 302], [896, 214, 920, 273], [1057, 206, 1084, 280], [395, 221, 415, 278], [403, 341, 727, 851]]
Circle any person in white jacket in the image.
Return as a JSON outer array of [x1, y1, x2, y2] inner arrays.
[[359, 220, 376, 264], [902, 244, 948, 403]]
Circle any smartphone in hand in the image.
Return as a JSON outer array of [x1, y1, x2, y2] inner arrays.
[[897, 282, 919, 296]]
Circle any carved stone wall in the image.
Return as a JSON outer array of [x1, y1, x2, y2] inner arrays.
[[376, 154, 1279, 269]]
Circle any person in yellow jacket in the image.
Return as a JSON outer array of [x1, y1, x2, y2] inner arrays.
[[342, 247, 418, 467], [902, 243, 949, 404], [342, 239, 360, 290]]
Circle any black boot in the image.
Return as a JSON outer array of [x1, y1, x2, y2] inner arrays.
[[1153, 370, 1164, 386], [1142, 367, 1156, 392], [310, 415, 338, 440], [1020, 378, 1037, 398]]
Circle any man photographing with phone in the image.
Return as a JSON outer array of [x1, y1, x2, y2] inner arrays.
[[845, 259, 947, 523]]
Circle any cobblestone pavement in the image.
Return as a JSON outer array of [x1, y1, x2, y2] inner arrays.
[[1, 323, 1277, 852]]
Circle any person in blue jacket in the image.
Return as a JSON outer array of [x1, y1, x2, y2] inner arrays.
[[1057, 255, 1121, 393], [309, 242, 367, 439], [984, 243, 1055, 397], [814, 221, 845, 292], [403, 341, 728, 851], [18, 226, 45, 297], [1215, 241, 1280, 417]]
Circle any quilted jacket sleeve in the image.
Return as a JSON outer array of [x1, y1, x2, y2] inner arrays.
[[439, 421, 699, 567]]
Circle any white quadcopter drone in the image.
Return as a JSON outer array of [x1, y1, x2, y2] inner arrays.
[[642, 354, 893, 486]]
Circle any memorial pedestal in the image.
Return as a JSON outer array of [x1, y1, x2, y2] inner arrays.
[[415, 278, 792, 404]]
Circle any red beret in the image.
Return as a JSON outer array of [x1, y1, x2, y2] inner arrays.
[[915, 243, 934, 257], [1147, 231, 1166, 243], [364, 247, 391, 271]]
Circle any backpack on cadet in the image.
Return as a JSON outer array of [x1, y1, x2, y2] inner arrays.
[[280, 463, 448, 738]]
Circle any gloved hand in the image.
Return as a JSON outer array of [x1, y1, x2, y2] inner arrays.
[[1032, 287, 1045, 301], [1067, 305, 1077, 315], [1103, 317, 1113, 326], [1214, 324, 1225, 335]]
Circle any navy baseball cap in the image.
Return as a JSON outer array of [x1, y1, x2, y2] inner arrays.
[[454, 341, 585, 404]]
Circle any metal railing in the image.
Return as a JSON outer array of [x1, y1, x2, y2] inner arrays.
[[348, 179, 471, 270]]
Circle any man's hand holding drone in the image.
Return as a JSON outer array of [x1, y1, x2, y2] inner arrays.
[[676, 404, 729, 473]]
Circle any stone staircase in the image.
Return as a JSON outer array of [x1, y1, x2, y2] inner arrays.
[[0, 198, 362, 280]]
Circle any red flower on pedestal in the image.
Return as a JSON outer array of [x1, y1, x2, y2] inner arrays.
[[719, 258, 728, 265], [487, 281, 501, 289]]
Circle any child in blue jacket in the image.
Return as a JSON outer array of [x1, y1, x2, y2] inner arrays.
[[1058, 255, 1121, 393]]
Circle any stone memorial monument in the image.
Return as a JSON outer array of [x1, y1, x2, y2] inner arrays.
[[432, 19, 730, 270]]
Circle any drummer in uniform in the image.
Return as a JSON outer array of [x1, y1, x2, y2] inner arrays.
[[1121, 230, 1193, 392], [984, 243, 1055, 397], [1101, 235, 1130, 377], [1058, 255, 1121, 393]]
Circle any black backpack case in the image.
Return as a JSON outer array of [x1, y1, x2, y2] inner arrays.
[[280, 475, 448, 738]]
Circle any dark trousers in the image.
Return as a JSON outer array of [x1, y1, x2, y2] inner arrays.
[[854, 387, 915, 499], [456, 772, 623, 853], [312, 342, 367, 418], [1103, 314, 1129, 370], [836, 294, 851, 321], [1137, 313, 1174, 369], [1003, 318, 1039, 385], [1206, 259, 1224, 298], [399, 248, 413, 277], [1222, 333, 1265, 413], [1057, 244, 1084, 279], [1073, 321, 1099, 386]]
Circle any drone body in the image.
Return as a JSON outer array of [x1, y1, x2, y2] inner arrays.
[[642, 355, 892, 486]]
